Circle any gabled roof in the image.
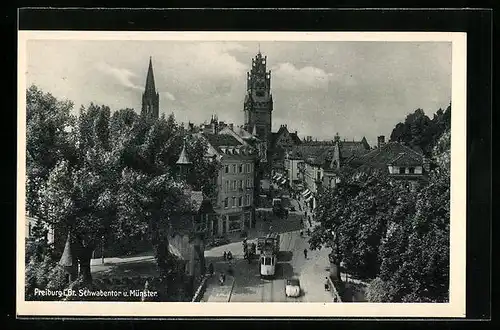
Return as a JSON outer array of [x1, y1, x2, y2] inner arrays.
[[200, 133, 255, 160], [349, 142, 424, 169], [271, 125, 301, 147], [290, 145, 335, 166], [338, 140, 371, 159], [387, 152, 423, 167], [203, 133, 241, 147], [290, 132, 302, 145]]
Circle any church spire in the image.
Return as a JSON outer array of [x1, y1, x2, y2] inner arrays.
[[145, 56, 156, 94], [142, 57, 160, 119]]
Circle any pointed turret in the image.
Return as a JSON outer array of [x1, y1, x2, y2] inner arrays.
[[59, 232, 73, 267], [177, 139, 192, 182], [142, 57, 160, 119], [252, 124, 258, 136]]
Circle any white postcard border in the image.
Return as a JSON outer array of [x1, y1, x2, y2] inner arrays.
[[17, 31, 466, 318]]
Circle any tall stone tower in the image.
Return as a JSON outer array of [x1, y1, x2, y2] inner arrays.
[[141, 57, 160, 119], [243, 51, 273, 144]]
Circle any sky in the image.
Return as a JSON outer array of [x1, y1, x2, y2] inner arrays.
[[25, 40, 451, 147]]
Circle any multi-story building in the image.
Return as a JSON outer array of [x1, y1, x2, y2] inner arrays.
[[270, 124, 301, 175], [348, 135, 429, 191], [25, 215, 55, 245], [290, 135, 371, 210], [198, 132, 257, 235], [284, 152, 304, 190]]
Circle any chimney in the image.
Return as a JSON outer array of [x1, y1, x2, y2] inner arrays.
[[377, 136, 385, 149]]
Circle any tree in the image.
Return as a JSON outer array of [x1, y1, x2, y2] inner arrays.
[[26, 85, 76, 218], [310, 167, 406, 279], [389, 105, 451, 156], [367, 130, 451, 302]]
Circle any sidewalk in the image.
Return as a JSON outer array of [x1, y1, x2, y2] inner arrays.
[[299, 246, 334, 302], [202, 274, 235, 302]]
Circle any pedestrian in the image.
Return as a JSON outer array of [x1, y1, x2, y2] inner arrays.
[[208, 263, 214, 276], [223, 251, 227, 261], [303, 248, 308, 259]]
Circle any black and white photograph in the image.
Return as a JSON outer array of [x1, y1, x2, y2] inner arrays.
[[17, 31, 467, 318]]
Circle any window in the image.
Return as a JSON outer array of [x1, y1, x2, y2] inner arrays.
[[246, 195, 250, 206], [242, 180, 246, 189], [399, 167, 405, 174], [317, 172, 321, 181], [233, 180, 237, 191], [232, 164, 236, 173], [238, 196, 243, 207], [246, 163, 250, 173], [246, 179, 250, 188], [225, 181, 229, 192], [409, 167, 415, 174], [232, 197, 236, 208], [224, 198, 228, 208], [264, 257, 271, 266], [238, 180, 243, 189], [239, 164, 243, 173], [225, 165, 229, 174], [28, 223, 32, 237]]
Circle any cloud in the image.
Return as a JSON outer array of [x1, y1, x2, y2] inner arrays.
[[95, 62, 142, 90], [162, 92, 176, 101], [272, 62, 332, 90], [156, 42, 247, 95]]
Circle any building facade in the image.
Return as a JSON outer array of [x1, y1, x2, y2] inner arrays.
[[199, 132, 256, 235], [25, 215, 55, 245], [348, 136, 429, 191]]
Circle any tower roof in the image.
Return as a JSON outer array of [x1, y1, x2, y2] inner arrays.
[[176, 143, 192, 165], [59, 232, 73, 267], [144, 57, 156, 95]]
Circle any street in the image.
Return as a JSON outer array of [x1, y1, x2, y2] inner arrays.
[[203, 196, 333, 303]]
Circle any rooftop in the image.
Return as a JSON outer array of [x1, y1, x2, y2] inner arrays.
[[203, 133, 241, 147], [176, 144, 192, 165], [349, 141, 425, 169]]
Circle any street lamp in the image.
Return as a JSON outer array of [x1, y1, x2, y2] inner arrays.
[[101, 235, 105, 264]]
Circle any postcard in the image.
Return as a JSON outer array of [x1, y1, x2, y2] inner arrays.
[[17, 30, 466, 318]]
